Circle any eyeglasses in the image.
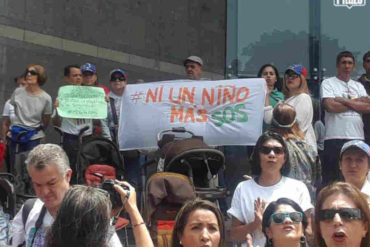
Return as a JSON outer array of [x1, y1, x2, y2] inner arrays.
[[25, 70, 38, 76], [285, 73, 299, 79], [270, 212, 303, 224], [318, 208, 363, 221], [110, 76, 125, 82], [259, 146, 284, 155]]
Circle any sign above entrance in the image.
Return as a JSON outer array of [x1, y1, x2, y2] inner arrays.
[[333, 0, 366, 9]]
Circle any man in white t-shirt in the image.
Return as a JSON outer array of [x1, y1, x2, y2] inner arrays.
[[8, 144, 122, 247], [320, 51, 370, 186]]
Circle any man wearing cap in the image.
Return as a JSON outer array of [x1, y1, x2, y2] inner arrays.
[[357, 51, 370, 146], [107, 69, 127, 143], [320, 51, 370, 186], [53, 65, 111, 183], [107, 69, 142, 195], [184, 55, 204, 80], [339, 140, 370, 195], [81, 62, 110, 94]]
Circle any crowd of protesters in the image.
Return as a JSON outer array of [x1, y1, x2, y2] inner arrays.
[[0, 50, 369, 247]]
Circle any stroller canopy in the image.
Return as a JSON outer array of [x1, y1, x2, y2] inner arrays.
[[76, 136, 124, 183]]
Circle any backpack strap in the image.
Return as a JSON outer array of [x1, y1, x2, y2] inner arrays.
[[29, 205, 47, 247], [22, 198, 37, 230]]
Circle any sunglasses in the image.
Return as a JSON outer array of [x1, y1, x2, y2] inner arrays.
[[259, 146, 284, 155], [25, 70, 38, 76], [285, 73, 299, 79], [110, 76, 125, 82], [318, 208, 363, 221], [270, 212, 303, 224]]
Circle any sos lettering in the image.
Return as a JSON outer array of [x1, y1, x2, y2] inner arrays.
[[211, 104, 248, 127]]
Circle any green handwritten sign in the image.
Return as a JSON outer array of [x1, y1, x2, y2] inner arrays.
[[57, 86, 107, 119]]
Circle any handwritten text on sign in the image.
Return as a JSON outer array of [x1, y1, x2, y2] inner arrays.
[[119, 79, 266, 150], [57, 86, 107, 119]]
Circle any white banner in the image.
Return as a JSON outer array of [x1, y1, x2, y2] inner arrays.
[[118, 79, 266, 150]]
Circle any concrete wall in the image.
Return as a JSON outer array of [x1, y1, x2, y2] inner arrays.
[[0, 0, 226, 142]]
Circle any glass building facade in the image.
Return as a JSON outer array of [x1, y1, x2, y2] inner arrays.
[[226, 0, 370, 97]]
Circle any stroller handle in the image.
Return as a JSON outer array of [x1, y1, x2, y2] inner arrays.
[[157, 127, 195, 142]]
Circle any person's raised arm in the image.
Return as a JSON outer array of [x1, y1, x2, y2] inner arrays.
[[230, 198, 265, 243], [114, 181, 154, 247]]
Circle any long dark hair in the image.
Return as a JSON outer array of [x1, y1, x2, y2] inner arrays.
[[251, 131, 290, 176], [257, 64, 282, 91], [46, 185, 111, 247], [171, 198, 226, 247], [262, 198, 308, 247]]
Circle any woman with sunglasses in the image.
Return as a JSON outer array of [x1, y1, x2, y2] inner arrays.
[[46, 182, 154, 247], [9, 65, 52, 192], [228, 131, 313, 247], [264, 65, 317, 154], [261, 198, 308, 247], [315, 182, 370, 247]]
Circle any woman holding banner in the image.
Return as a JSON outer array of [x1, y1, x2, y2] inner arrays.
[[264, 64, 317, 153], [258, 64, 284, 131]]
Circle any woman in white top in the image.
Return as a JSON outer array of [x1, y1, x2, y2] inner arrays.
[[228, 131, 313, 247], [264, 65, 317, 153]]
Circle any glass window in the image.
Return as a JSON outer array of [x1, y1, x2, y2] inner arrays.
[[321, 1, 370, 78], [227, 0, 310, 78], [227, 0, 370, 80]]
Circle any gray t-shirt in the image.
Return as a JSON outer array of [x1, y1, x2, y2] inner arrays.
[[10, 87, 52, 139]]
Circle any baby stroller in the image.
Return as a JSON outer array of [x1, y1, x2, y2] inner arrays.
[[143, 128, 226, 246], [75, 136, 125, 184], [74, 136, 129, 238], [145, 172, 196, 247], [0, 173, 16, 245], [157, 127, 226, 200]]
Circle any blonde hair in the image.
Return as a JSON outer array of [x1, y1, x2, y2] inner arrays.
[[282, 74, 310, 98]]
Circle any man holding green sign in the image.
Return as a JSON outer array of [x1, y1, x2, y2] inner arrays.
[[52, 64, 111, 183]]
